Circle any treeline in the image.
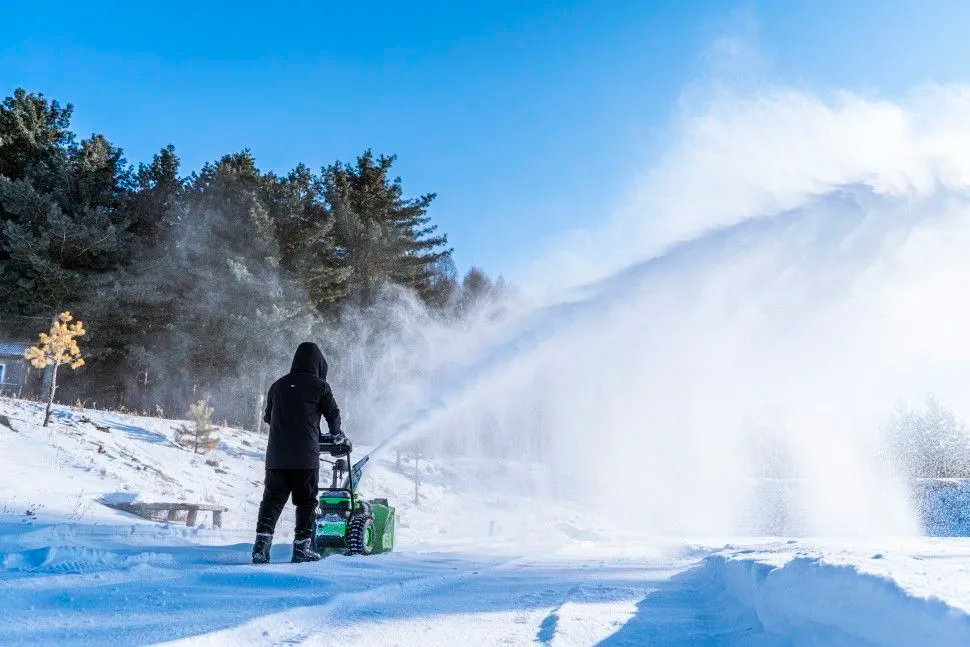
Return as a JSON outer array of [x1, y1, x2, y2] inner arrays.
[[0, 88, 503, 418]]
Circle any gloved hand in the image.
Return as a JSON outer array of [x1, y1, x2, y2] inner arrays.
[[319, 431, 352, 456]]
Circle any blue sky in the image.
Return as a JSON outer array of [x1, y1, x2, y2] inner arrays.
[[4, 1, 970, 276]]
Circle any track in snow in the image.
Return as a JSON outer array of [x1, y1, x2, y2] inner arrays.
[[0, 534, 785, 647]]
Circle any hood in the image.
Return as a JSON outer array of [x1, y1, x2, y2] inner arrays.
[[290, 342, 328, 380]]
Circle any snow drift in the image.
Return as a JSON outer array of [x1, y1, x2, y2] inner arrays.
[[708, 543, 970, 647]]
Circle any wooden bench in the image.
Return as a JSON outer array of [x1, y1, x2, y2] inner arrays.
[[104, 502, 228, 528]]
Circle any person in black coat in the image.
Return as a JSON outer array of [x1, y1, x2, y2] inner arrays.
[[252, 341, 344, 564]]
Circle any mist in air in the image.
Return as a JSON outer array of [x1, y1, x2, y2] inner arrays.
[[344, 79, 970, 539]]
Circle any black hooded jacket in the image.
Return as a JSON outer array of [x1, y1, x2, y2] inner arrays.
[[263, 342, 342, 469]]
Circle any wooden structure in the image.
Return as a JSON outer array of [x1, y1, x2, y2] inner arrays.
[[104, 501, 228, 528], [0, 341, 37, 396]]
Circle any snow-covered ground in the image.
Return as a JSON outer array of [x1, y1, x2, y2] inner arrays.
[[3, 396, 970, 646]]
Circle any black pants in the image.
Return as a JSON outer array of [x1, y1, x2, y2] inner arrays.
[[256, 468, 319, 541]]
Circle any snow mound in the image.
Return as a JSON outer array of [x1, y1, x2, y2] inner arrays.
[[2, 545, 175, 573], [708, 545, 970, 646]]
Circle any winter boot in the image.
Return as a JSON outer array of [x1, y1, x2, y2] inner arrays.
[[291, 538, 322, 563], [252, 533, 273, 564]]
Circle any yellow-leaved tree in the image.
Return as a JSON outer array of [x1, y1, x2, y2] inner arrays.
[[25, 312, 86, 427]]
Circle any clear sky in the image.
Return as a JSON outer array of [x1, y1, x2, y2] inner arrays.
[[4, 1, 970, 276]]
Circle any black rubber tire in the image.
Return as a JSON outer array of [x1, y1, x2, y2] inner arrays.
[[346, 514, 375, 555]]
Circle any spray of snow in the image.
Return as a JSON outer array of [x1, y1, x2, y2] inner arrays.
[[358, 82, 970, 539]]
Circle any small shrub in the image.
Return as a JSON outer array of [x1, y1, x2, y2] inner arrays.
[[175, 400, 220, 454]]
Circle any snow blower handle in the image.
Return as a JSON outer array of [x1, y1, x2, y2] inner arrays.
[[319, 433, 352, 457]]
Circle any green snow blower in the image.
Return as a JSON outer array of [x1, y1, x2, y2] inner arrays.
[[314, 435, 395, 556]]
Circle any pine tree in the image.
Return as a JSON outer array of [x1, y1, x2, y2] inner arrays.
[[175, 400, 219, 453], [88, 145, 186, 404], [125, 151, 315, 415], [129, 144, 182, 248], [183, 152, 310, 366], [0, 89, 77, 318], [324, 150, 452, 305], [458, 267, 492, 312], [266, 164, 350, 311], [424, 255, 459, 310], [0, 88, 73, 184], [0, 89, 132, 322]]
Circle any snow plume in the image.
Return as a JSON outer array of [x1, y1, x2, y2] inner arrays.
[[533, 83, 970, 290], [366, 83, 970, 538], [323, 285, 517, 447]]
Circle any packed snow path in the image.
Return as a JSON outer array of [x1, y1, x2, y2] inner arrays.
[[7, 532, 970, 646], [0, 532, 770, 646]]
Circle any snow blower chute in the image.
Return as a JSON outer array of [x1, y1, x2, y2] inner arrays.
[[315, 435, 395, 555]]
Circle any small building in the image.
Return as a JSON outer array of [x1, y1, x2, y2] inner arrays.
[[0, 341, 37, 396]]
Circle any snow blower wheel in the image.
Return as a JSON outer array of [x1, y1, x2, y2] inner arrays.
[[347, 514, 376, 555], [314, 435, 395, 557]]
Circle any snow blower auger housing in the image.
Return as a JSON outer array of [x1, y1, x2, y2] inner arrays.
[[315, 435, 395, 556]]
